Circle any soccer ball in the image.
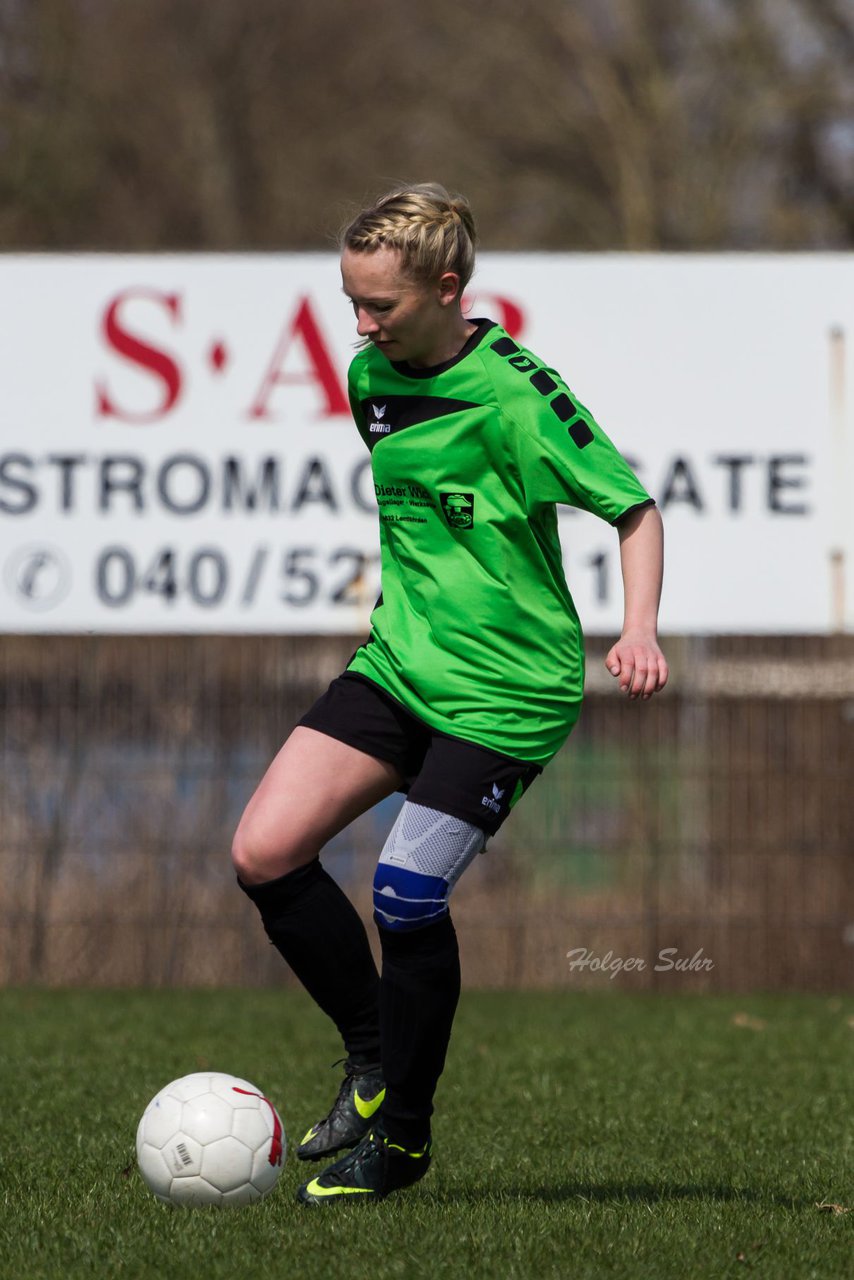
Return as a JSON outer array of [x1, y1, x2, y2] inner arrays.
[[136, 1072, 286, 1207]]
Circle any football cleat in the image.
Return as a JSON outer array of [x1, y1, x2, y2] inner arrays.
[[297, 1125, 431, 1205], [296, 1062, 386, 1162]]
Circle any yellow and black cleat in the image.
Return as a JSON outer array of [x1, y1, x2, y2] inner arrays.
[[297, 1126, 431, 1205], [297, 1062, 386, 1162]]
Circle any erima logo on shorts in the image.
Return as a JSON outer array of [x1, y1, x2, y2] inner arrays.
[[369, 404, 391, 434], [481, 783, 505, 814], [440, 492, 475, 529]]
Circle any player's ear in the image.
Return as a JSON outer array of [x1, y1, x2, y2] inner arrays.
[[436, 271, 462, 307]]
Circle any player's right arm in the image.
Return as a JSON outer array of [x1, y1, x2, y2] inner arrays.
[[481, 336, 667, 698], [606, 504, 668, 700]]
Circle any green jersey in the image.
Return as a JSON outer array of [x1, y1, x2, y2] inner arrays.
[[347, 320, 652, 765]]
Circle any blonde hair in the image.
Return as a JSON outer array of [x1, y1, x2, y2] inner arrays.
[[341, 183, 477, 291]]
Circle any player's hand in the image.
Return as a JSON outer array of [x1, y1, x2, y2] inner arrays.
[[605, 631, 668, 700]]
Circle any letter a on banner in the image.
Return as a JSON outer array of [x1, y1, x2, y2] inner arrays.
[[248, 297, 348, 419]]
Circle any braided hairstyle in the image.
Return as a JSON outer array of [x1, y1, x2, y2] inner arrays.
[[340, 183, 477, 291]]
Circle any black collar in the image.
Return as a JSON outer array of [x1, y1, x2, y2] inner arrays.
[[390, 318, 497, 379]]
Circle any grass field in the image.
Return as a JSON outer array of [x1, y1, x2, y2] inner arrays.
[[0, 989, 851, 1280]]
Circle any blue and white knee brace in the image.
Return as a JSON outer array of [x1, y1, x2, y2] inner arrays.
[[373, 802, 487, 931]]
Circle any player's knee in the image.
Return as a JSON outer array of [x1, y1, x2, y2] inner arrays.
[[231, 816, 316, 886], [373, 863, 450, 931], [372, 801, 486, 932], [230, 822, 268, 885]]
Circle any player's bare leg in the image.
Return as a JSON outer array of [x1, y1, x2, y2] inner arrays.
[[233, 726, 402, 1159], [232, 725, 402, 884]]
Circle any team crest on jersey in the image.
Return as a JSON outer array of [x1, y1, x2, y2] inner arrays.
[[440, 492, 475, 530]]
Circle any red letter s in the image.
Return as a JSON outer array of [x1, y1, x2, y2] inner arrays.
[[95, 289, 183, 424]]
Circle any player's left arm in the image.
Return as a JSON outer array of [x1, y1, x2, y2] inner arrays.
[[606, 504, 668, 699]]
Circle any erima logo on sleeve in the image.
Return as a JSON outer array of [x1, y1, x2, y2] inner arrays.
[[439, 492, 475, 529]]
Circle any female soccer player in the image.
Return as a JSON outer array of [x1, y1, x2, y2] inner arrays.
[[232, 184, 668, 1205]]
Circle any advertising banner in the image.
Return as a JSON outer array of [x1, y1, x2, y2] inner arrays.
[[1, 254, 852, 633]]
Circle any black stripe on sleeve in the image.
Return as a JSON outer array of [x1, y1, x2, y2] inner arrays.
[[550, 393, 578, 422], [490, 337, 520, 356], [530, 370, 558, 396], [568, 420, 595, 449]]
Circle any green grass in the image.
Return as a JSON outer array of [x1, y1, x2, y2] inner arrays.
[[0, 990, 851, 1280]]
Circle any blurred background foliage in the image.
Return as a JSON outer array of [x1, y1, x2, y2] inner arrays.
[[1, 0, 853, 252]]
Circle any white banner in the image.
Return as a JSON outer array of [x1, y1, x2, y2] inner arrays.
[[1, 253, 852, 634]]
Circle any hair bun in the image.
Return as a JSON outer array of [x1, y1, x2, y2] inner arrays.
[[341, 183, 478, 289]]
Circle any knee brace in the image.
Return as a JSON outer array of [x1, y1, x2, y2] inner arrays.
[[373, 802, 487, 931]]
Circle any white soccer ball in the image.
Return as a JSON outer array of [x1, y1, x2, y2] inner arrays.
[[136, 1072, 286, 1207]]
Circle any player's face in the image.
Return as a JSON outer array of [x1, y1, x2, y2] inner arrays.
[[341, 246, 460, 367]]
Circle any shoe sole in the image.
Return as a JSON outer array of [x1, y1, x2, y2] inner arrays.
[[295, 1146, 358, 1167], [295, 1136, 364, 1163]]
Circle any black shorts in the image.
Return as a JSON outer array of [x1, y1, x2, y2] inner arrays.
[[297, 672, 542, 836]]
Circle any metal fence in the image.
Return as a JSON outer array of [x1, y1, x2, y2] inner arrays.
[[1, 635, 851, 991]]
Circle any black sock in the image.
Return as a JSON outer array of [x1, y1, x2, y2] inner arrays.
[[377, 912, 461, 1150], [239, 859, 380, 1066]]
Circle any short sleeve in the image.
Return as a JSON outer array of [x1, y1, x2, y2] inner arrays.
[[509, 368, 652, 524]]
